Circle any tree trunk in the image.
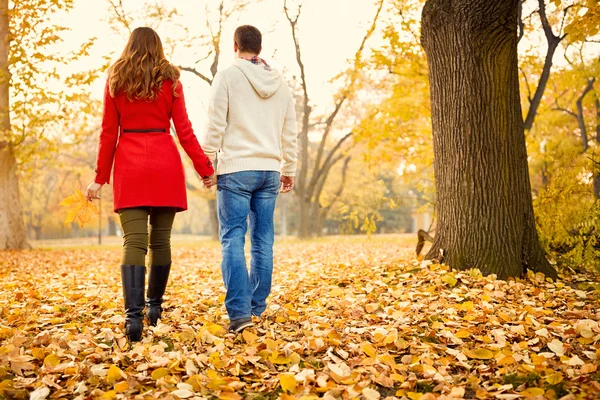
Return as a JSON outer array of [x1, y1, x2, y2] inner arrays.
[[280, 194, 288, 236], [208, 199, 219, 240], [33, 225, 42, 240], [421, 0, 557, 280], [0, 0, 29, 250], [298, 197, 311, 238], [107, 215, 117, 236]]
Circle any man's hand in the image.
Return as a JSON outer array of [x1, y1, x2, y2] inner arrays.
[[85, 182, 103, 201], [203, 174, 217, 189], [280, 176, 294, 193]]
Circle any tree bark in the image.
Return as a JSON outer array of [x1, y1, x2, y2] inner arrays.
[[421, 0, 557, 280], [0, 0, 29, 250]]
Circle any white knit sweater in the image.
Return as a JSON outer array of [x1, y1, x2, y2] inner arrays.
[[201, 58, 299, 176]]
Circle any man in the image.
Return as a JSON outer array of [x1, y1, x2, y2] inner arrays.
[[201, 25, 298, 333]]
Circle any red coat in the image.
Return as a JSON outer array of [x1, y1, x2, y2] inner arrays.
[[94, 79, 214, 212]]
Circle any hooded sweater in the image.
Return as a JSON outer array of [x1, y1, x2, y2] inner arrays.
[[201, 58, 299, 176]]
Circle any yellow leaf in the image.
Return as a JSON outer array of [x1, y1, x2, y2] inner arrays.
[[59, 189, 99, 227], [114, 381, 129, 393], [102, 390, 116, 399], [365, 303, 379, 313], [521, 388, 545, 397], [219, 393, 242, 400], [455, 330, 470, 339], [459, 301, 474, 311], [242, 329, 258, 342], [106, 365, 124, 384], [151, 367, 169, 380], [545, 373, 563, 385], [43, 354, 60, 369], [499, 356, 515, 365], [407, 392, 423, 400], [467, 348, 494, 360], [361, 343, 377, 358], [279, 373, 297, 393], [31, 348, 45, 360], [441, 273, 457, 287]]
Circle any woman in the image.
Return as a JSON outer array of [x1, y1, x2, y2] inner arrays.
[[86, 27, 215, 342]]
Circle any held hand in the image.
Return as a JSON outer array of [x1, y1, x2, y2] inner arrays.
[[203, 174, 217, 189], [280, 176, 294, 193], [86, 182, 103, 201]]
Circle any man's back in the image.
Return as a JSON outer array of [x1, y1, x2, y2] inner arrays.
[[202, 58, 297, 177]]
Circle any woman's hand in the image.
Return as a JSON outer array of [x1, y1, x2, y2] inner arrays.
[[203, 174, 217, 189], [86, 182, 103, 201]]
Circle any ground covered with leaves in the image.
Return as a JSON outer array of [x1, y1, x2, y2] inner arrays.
[[1, 237, 600, 400]]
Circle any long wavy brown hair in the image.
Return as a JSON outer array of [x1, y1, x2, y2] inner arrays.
[[108, 27, 179, 101]]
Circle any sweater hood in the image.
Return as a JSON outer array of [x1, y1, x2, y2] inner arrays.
[[233, 58, 282, 99]]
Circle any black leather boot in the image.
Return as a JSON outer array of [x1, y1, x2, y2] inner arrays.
[[121, 265, 146, 342], [146, 263, 171, 326]]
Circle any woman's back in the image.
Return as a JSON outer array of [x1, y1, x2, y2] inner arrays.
[[113, 80, 175, 131]]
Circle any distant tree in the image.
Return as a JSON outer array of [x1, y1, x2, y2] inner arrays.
[[0, 0, 97, 249]]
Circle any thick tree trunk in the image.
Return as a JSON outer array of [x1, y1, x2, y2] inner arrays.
[[208, 199, 219, 240], [421, 0, 556, 280], [0, 0, 29, 250]]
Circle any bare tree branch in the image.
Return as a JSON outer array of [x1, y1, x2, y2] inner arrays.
[[320, 156, 351, 220], [283, 0, 310, 199], [519, 66, 532, 103], [178, 66, 213, 85], [576, 77, 595, 152], [308, 0, 384, 194], [311, 131, 353, 194], [107, 0, 132, 34], [523, 0, 567, 130]]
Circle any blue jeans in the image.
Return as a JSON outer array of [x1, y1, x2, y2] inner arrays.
[[216, 171, 280, 321]]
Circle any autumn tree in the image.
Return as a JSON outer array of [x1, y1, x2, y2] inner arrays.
[[283, 0, 384, 238], [0, 0, 97, 249], [420, 0, 557, 279]]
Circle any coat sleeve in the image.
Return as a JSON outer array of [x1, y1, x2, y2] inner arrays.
[[94, 81, 119, 184], [172, 82, 215, 179], [281, 91, 299, 177], [201, 71, 228, 165]]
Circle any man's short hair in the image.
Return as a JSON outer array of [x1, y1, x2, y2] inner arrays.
[[234, 25, 262, 54]]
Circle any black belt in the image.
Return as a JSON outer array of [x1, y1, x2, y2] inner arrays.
[[123, 128, 167, 133]]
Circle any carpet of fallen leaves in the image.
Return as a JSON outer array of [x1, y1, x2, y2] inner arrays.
[[1, 237, 600, 400]]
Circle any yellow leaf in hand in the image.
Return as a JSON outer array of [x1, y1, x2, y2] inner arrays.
[[279, 373, 297, 393], [60, 189, 99, 227]]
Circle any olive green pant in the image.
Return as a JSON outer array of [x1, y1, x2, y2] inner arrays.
[[118, 207, 176, 266]]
